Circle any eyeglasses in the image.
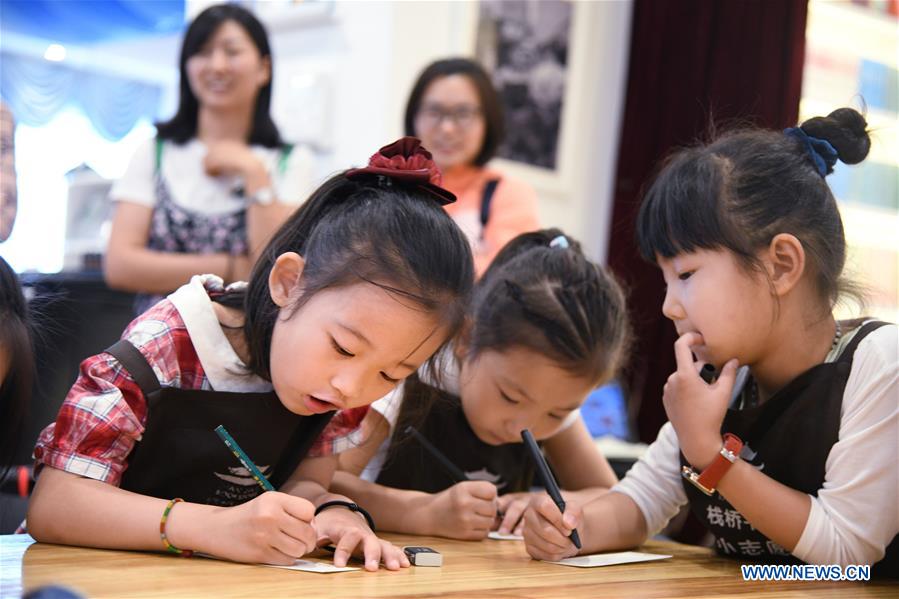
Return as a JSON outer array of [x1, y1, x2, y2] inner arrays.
[[416, 104, 483, 130]]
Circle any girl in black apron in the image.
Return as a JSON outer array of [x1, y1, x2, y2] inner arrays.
[[523, 108, 898, 578], [332, 228, 631, 540], [27, 137, 474, 571]]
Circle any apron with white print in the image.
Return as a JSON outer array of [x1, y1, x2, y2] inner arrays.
[[681, 321, 897, 577], [107, 339, 333, 506]]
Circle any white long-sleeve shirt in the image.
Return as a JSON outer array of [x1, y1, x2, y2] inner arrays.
[[613, 324, 898, 567]]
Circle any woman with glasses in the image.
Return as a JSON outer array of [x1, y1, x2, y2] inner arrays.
[[405, 58, 540, 276]]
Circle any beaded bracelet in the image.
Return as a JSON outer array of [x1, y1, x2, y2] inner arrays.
[[160, 498, 194, 557]]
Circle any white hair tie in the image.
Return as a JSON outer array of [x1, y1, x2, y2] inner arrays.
[[549, 235, 569, 249]]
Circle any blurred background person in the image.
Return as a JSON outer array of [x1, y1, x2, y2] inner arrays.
[[0, 102, 16, 243], [405, 58, 540, 276], [104, 3, 314, 313]]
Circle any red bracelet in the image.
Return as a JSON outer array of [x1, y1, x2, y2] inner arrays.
[[160, 498, 194, 557]]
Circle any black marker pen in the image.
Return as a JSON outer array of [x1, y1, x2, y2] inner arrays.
[[521, 429, 581, 549], [700, 363, 717, 384]]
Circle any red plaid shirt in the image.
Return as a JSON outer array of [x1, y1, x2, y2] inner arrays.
[[35, 276, 368, 486]]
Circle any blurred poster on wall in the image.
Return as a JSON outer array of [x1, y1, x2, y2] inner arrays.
[[475, 0, 572, 171]]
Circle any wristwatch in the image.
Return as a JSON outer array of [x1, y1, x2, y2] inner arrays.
[[250, 186, 275, 205], [681, 433, 743, 496]]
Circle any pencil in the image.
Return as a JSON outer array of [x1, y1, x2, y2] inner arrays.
[[214, 424, 275, 492], [521, 429, 581, 549], [405, 426, 468, 483]]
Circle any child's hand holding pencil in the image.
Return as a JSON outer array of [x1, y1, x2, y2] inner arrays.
[[521, 493, 585, 562], [190, 491, 319, 565], [425, 480, 500, 540], [403, 426, 503, 540], [197, 425, 318, 564], [495, 492, 533, 535]]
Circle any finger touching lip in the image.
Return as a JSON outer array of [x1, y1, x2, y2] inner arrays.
[[677, 331, 704, 346]]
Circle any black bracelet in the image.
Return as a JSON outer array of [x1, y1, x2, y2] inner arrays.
[[314, 500, 376, 532]]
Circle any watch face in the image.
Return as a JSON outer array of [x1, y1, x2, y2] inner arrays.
[[253, 186, 275, 205]]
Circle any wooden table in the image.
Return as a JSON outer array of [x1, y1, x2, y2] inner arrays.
[[2, 534, 896, 598]]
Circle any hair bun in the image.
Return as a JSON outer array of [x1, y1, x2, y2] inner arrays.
[[800, 107, 870, 165], [345, 137, 456, 205]]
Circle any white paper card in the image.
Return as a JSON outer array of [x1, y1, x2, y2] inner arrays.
[[488, 531, 524, 541], [546, 551, 671, 568], [264, 559, 359, 573], [198, 552, 358, 573]]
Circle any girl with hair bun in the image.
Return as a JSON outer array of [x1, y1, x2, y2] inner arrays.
[[523, 108, 898, 577]]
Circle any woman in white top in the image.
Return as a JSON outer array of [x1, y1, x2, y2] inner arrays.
[[105, 4, 313, 313]]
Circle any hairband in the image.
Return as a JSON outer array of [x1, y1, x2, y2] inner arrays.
[[345, 137, 456, 205], [549, 235, 569, 249], [783, 127, 838, 177]]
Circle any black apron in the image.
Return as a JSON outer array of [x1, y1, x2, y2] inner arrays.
[[376, 387, 535, 494], [107, 339, 334, 506], [681, 321, 897, 576]]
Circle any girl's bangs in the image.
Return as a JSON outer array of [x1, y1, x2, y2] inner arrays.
[[636, 153, 729, 262]]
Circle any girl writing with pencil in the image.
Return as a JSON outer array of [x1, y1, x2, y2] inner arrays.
[[26, 138, 474, 571], [332, 229, 630, 540], [523, 108, 898, 576]]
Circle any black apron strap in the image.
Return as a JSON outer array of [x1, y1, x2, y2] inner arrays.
[[479, 178, 501, 236], [105, 339, 162, 396], [739, 320, 888, 444], [836, 321, 888, 366]]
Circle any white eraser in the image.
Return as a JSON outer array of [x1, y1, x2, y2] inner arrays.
[[403, 546, 443, 567]]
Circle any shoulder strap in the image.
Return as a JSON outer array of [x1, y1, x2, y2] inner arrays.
[[738, 320, 890, 444], [277, 143, 294, 176], [104, 339, 162, 396], [154, 139, 164, 175], [837, 320, 890, 366], [479, 179, 501, 230]]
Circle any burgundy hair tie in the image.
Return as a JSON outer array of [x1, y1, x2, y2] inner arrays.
[[346, 136, 456, 205]]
